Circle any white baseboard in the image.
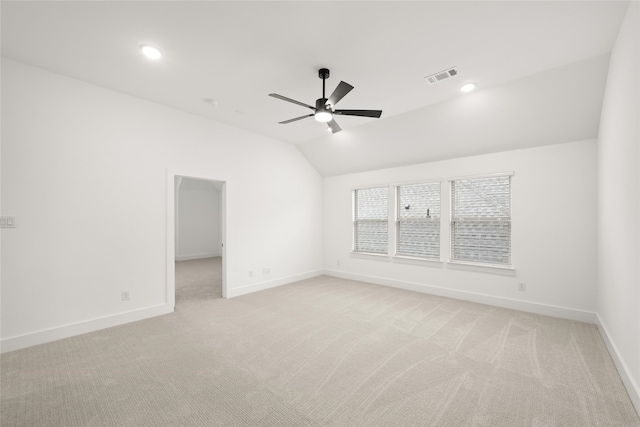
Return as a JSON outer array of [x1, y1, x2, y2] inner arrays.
[[227, 270, 324, 298], [0, 304, 174, 354], [175, 252, 221, 261], [1, 268, 319, 353], [324, 269, 597, 324], [596, 314, 640, 416]]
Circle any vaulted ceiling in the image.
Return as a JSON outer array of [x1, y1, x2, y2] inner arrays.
[[1, 1, 629, 176]]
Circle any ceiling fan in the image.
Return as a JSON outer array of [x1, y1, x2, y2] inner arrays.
[[269, 68, 382, 134]]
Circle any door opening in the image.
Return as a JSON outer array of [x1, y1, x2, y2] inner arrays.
[[167, 170, 227, 309]]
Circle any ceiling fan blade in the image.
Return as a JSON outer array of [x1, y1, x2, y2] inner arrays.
[[269, 93, 315, 110], [279, 114, 314, 124], [327, 81, 354, 107], [334, 109, 382, 118], [327, 119, 342, 133]]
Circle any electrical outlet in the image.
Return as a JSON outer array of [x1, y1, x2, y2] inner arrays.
[[0, 216, 16, 228], [122, 291, 130, 301], [249, 270, 253, 277], [263, 267, 270, 274], [518, 282, 526, 292], [337, 259, 340, 266]]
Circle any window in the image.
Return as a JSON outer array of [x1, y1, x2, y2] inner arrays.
[[450, 174, 511, 266], [353, 187, 388, 254], [395, 182, 440, 259]]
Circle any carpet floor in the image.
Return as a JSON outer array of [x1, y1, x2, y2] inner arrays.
[[1, 258, 638, 426]]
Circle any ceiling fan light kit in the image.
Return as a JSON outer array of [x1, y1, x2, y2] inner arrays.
[[314, 98, 332, 122], [269, 68, 382, 134], [315, 111, 332, 123]]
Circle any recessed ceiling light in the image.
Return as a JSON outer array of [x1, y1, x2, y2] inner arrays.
[[460, 83, 476, 93], [140, 44, 162, 60]]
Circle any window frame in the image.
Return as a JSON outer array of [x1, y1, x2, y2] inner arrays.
[[448, 172, 514, 269], [394, 180, 442, 261], [352, 185, 390, 256]]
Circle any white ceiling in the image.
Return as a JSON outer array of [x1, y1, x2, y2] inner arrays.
[[300, 53, 611, 176], [1, 1, 629, 175]]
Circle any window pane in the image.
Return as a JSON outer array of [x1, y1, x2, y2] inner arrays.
[[355, 187, 388, 220], [397, 220, 439, 258], [452, 176, 510, 219], [396, 182, 440, 259], [354, 220, 388, 253], [398, 182, 440, 219], [451, 221, 511, 264], [354, 187, 388, 254], [451, 175, 511, 266]]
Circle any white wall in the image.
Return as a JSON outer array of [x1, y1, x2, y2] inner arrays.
[[176, 180, 221, 261], [324, 140, 597, 321], [597, 1, 640, 411], [0, 58, 323, 351]]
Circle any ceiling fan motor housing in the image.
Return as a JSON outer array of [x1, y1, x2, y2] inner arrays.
[[314, 98, 332, 122], [316, 98, 331, 111], [318, 68, 330, 80]]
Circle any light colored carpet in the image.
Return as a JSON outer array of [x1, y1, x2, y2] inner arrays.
[[175, 257, 222, 302], [1, 258, 638, 426]]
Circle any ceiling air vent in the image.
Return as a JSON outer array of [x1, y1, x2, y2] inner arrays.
[[425, 67, 458, 84]]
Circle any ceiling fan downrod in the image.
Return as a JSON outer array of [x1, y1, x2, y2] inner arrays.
[[314, 68, 333, 122], [318, 68, 330, 100]]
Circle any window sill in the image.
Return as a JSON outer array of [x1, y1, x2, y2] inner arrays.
[[392, 256, 443, 268], [446, 261, 516, 276], [350, 252, 391, 262]]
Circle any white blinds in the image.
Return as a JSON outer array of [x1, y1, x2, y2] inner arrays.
[[396, 182, 440, 258], [353, 187, 388, 254], [451, 175, 511, 265]]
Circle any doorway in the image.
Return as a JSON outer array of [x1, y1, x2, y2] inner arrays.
[[166, 171, 227, 309]]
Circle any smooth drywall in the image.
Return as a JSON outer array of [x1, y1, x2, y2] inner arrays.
[[299, 55, 609, 177], [324, 140, 597, 321], [0, 58, 323, 350], [176, 180, 221, 260], [597, 1, 640, 410]]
